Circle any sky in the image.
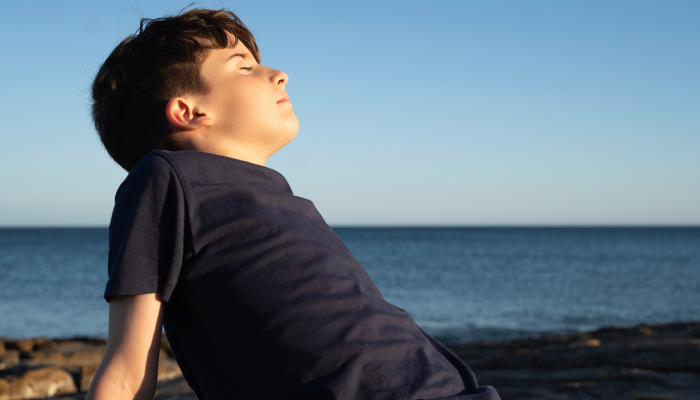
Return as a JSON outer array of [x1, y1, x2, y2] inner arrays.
[[0, 0, 697, 226]]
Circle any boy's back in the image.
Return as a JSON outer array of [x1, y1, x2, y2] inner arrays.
[[108, 150, 496, 399]]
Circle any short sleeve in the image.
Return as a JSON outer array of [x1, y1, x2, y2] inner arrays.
[[104, 152, 187, 302]]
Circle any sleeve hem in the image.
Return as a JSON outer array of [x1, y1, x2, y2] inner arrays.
[[104, 278, 166, 302]]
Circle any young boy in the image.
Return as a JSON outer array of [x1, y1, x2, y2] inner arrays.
[[87, 8, 499, 400]]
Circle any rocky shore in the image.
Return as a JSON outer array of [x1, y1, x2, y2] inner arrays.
[[0, 336, 183, 400], [449, 321, 700, 400], [1, 321, 698, 400]]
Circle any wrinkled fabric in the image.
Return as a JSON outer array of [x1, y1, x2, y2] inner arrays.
[[106, 150, 499, 400]]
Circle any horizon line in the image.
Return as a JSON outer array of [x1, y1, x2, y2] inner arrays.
[[1, 224, 699, 229]]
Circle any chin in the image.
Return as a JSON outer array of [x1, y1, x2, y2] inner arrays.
[[279, 128, 298, 149], [266, 122, 298, 156], [281, 116, 300, 143]]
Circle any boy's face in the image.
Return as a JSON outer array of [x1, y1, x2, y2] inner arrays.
[[195, 33, 299, 159]]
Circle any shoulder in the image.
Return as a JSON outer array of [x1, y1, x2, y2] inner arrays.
[[130, 150, 216, 180], [115, 150, 183, 203], [129, 150, 177, 177]]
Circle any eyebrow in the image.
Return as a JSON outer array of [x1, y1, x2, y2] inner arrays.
[[224, 53, 250, 63]]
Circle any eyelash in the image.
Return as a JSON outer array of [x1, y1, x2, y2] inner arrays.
[[240, 67, 252, 71]]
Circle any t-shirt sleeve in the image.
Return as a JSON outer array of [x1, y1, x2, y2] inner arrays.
[[104, 152, 187, 302]]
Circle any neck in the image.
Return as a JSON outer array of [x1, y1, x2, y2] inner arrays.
[[175, 138, 270, 166], [216, 150, 268, 166]]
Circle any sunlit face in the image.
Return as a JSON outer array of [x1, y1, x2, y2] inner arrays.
[[196, 34, 299, 159]]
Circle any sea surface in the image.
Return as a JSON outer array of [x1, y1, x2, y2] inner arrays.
[[1, 228, 699, 344]]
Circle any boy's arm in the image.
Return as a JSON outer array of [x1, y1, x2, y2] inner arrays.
[[87, 293, 164, 400]]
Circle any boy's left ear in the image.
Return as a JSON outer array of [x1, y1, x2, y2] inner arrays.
[[165, 97, 214, 132]]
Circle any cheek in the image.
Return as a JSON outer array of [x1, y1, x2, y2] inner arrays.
[[214, 88, 258, 126], [212, 81, 284, 134], [240, 92, 283, 128]]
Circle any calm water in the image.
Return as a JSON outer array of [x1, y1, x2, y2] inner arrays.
[[1, 228, 699, 344]]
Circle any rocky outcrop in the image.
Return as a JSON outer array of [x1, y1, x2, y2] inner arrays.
[[447, 321, 700, 400], [0, 352, 19, 371], [0, 367, 77, 400], [3, 321, 700, 400], [0, 337, 181, 400], [610, 338, 700, 370], [77, 366, 97, 394], [21, 340, 106, 368]]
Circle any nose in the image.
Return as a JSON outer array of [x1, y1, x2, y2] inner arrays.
[[271, 69, 288, 87]]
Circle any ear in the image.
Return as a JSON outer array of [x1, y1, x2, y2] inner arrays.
[[165, 98, 214, 132]]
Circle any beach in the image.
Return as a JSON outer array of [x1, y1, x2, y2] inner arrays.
[[0, 321, 697, 400]]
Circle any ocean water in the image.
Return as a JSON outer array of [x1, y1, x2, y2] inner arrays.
[[1, 228, 699, 344]]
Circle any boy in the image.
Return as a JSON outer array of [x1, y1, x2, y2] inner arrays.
[[87, 8, 499, 400]]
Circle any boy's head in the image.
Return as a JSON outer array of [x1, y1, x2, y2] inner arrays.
[[91, 8, 298, 171]]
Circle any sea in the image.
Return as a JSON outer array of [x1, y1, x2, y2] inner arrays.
[[1, 227, 699, 344]]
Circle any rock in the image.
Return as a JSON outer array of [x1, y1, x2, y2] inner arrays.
[[445, 322, 700, 400], [569, 338, 601, 348], [78, 365, 98, 393], [15, 321, 700, 400], [10, 341, 33, 354], [22, 342, 105, 368], [159, 348, 170, 360], [476, 367, 617, 383], [0, 341, 6, 356], [0, 380, 10, 400], [0, 352, 20, 370], [0, 367, 77, 399], [611, 338, 700, 370], [161, 336, 174, 358], [629, 392, 700, 400], [153, 377, 196, 400], [463, 343, 627, 370], [157, 359, 182, 381]]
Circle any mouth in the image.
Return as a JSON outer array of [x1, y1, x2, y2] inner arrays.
[[277, 96, 290, 104]]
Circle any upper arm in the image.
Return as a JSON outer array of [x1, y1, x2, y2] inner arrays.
[[87, 293, 164, 400], [106, 153, 187, 303]]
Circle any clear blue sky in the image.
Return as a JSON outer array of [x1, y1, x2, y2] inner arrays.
[[0, 0, 697, 226]]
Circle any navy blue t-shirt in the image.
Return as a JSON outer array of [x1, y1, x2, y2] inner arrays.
[[105, 150, 499, 400]]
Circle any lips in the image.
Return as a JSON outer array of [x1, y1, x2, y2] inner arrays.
[[277, 96, 290, 104]]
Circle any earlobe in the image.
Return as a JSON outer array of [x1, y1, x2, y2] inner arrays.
[[165, 98, 214, 131]]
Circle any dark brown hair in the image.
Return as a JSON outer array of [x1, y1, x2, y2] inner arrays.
[[91, 8, 260, 171]]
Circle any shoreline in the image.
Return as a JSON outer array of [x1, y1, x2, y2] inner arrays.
[[7, 318, 699, 345], [1, 321, 698, 400]]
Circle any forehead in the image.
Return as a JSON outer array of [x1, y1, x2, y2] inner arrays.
[[225, 32, 254, 58], [198, 34, 254, 87], [224, 32, 251, 52], [203, 33, 253, 64]]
